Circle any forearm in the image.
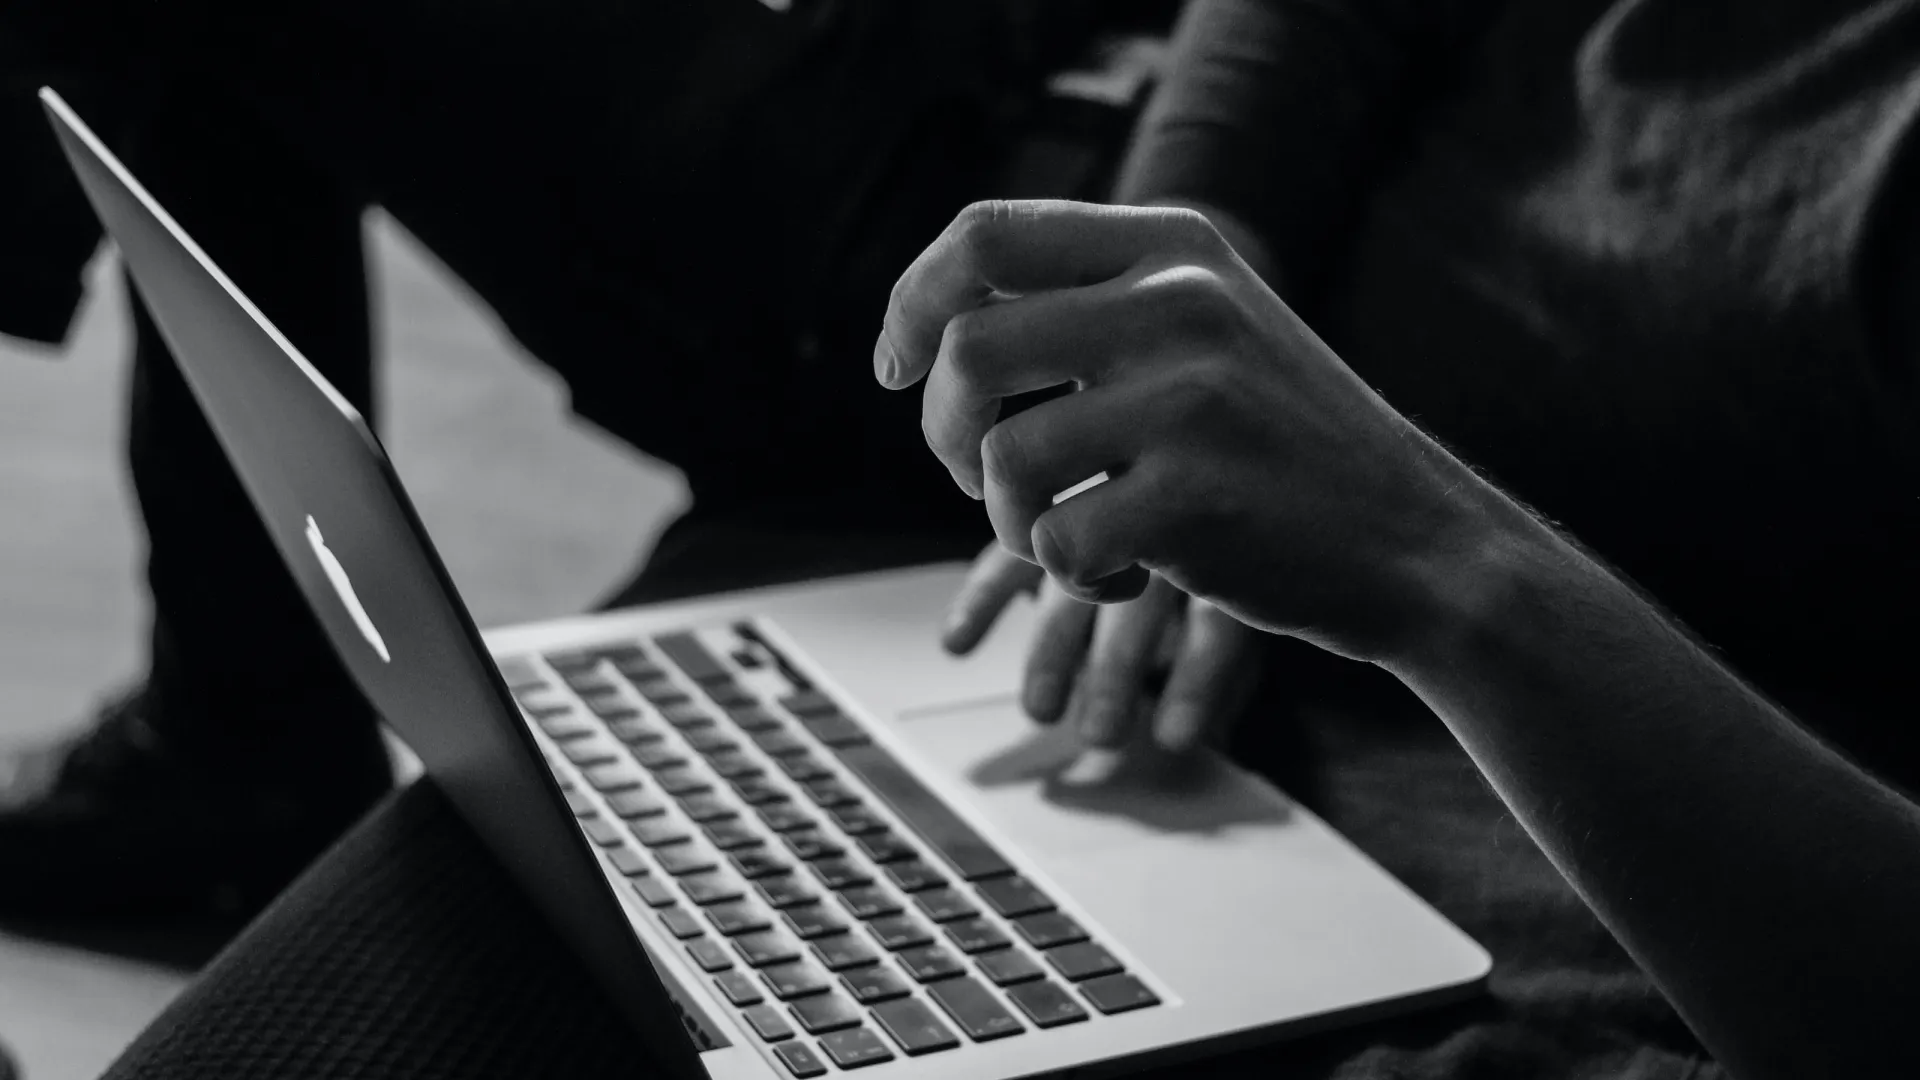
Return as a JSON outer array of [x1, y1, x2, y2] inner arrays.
[[1384, 502, 1920, 1077]]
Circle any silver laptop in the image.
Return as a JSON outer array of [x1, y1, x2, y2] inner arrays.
[[42, 87, 1488, 1079]]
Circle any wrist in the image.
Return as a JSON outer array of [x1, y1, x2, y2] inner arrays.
[[1376, 481, 1572, 679]]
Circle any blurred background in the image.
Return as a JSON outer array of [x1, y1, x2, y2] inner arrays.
[[0, 212, 687, 1080]]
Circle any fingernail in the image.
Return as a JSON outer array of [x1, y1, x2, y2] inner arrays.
[[872, 333, 898, 386], [1155, 705, 1201, 753], [1023, 675, 1065, 722]]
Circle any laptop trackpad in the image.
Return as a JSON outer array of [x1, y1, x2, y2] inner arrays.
[[891, 697, 1292, 859]]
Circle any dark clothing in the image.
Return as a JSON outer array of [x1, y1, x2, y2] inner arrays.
[[1122, 0, 1920, 785]]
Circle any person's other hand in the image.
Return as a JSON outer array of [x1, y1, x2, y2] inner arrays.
[[876, 200, 1498, 663], [942, 542, 1261, 750]]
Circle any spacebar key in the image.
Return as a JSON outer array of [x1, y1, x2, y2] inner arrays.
[[834, 744, 1013, 881]]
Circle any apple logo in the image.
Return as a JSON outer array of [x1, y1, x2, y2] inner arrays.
[[306, 514, 391, 663]]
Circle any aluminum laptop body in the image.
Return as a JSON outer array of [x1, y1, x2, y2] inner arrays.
[[42, 87, 1489, 1080]]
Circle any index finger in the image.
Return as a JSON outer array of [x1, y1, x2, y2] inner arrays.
[[874, 200, 1220, 390]]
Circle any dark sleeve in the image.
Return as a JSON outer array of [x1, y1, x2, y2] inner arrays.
[[1116, 0, 1507, 292]]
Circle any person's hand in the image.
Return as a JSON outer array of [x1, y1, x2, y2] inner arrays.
[[876, 200, 1501, 663], [942, 542, 1262, 751]]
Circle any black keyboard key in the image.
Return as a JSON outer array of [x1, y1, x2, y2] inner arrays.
[[583, 763, 644, 792], [799, 713, 870, 748], [836, 744, 1016, 881], [800, 777, 861, 809], [633, 679, 689, 707], [1013, 912, 1088, 949], [522, 701, 574, 721], [733, 929, 803, 968], [779, 690, 837, 717], [854, 831, 918, 865], [817, 1027, 894, 1070], [702, 679, 757, 710], [659, 906, 705, 940], [841, 965, 912, 1005], [660, 702, 717, 730], [810, 933, 881, 972], [607, 717, 667, 745], [583, 695, 638, 720], [912, 887, 979, 923], [631, 876, 677, 907], [654, 767, 713, 797], [725, 706, 785, 732], [656, 845, 719, 877], [871, 997, 962, 1056], [564, 789, 596, 817], [741, 1003, 794, 1043], [975, 876, 1054, 919], [543, 650, 602, 675], [706, 901, 772, 936], [733, 777, 790, 806], [703, 820, 762, 851], [943, 916, 1012, 954], [606, 847, 649, 876], [715, 970, 764, 1007], [680, 873, 746, 906], [683, 727, 739, 756], [752, 728, 811, 757], [1080, 972, 1159, 1014], [775, 754, 833, 782], [1045, 941, 1122, 982], [655, 632, 730, 683], [730, 848, 791, 880], [631, 744, 688, 771], [581, 818, 626, 847], [827, 804, 888, 836], [928, 977, 1026, 1042], [612, 658, 667, 685], [867, 914, 932, 951], [771, 1041, 827, 1078], [687, 938, 735, 973], [760, 960, 832, 1001], [758, 804, 815, 833], [1007, 980, 1090, 1028], [808, 858, 871, 891], [898, 945, 966, 983], [974, 949, 1045, 987], [781, 831, 845, 862], [677, 792, 739, 823], [789, 990, 864, 1034], [630, 818, 690, 848], [883, 859, 948, 893], [779, 895, 848, 937], [707, 752, 764, 781], [782, 903, 849, 940], [836, 885, 900, 921], [756, 875, 819, 910], [537, 714, 597, 741], [605, 790, 668, 819], [561, 741, 618, 767]]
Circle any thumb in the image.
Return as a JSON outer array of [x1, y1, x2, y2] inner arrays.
[[942, 542, 1044, 654]]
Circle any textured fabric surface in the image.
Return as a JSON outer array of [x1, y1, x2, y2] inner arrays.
[[101, 781, 657, 1080]]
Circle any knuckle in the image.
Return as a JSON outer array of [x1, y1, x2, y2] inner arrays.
[[953, 199, 1019, 265], [978, 421, 1031, 489], [939, 308, 992, 386], [1163, 206, 1231, 258], [1141, 265, 1239, 339]]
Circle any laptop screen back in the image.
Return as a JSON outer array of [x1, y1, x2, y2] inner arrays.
[[38, 87, 705, 1078]]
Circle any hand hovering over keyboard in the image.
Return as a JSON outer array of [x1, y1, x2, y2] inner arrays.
[[873, 199, 1493, 666], [938, 543, 1261, 753]]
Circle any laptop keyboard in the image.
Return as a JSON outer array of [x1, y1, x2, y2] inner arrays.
[[504, 625, 1160, 1074]]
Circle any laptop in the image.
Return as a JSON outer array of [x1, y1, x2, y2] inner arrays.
[[41, 87, 1489, 1079]]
